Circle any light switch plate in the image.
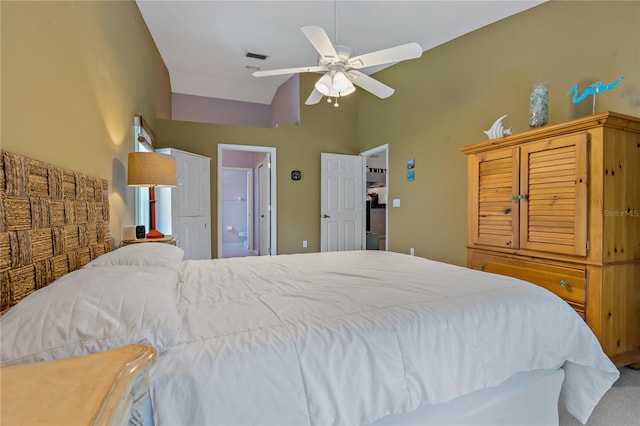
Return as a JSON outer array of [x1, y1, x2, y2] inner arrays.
[[392, 199, 401, 207]]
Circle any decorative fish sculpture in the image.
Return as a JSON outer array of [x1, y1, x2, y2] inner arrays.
[[567, 75, 625, 104], [484, 114, 513, 139]]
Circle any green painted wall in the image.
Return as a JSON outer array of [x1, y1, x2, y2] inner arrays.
[[1, 0, 171, 244], [359, 0, 640, 265]]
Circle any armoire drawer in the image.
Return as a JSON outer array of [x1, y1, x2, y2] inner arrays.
[[468, 251, 586, 305]]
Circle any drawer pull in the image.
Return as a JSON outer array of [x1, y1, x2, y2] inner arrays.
[[509, 195, 517, 201], [559, 280, 569, 288], [477, 263, 485, 271]]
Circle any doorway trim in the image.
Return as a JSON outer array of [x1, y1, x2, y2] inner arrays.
[[217, 144, 277, 257], [360, 143, 389, 251]]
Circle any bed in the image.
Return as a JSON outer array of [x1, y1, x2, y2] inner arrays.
[[0, 151, 619, 426]]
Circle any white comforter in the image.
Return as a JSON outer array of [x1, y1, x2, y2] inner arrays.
[[149, 251, 618, 425]]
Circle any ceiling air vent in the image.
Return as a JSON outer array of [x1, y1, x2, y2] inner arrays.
[[246, 52, 269, 61]]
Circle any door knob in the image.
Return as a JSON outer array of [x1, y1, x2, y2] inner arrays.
[[323, 214, 331, 218]]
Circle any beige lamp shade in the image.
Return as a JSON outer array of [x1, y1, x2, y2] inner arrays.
[[127, 152, 177, 187]]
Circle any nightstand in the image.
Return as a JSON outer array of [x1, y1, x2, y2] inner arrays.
[[0, 344, 157, 425], [122, 236, 176, 246]]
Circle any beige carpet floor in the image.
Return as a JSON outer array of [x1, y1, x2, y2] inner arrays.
[[559, 367, 640, 426]]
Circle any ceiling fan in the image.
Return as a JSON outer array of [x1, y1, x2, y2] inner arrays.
[[252, 25, 422, 106]]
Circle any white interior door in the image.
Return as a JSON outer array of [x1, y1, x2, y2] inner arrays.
[[178, 216, 209, 260], [258, 157, 271, 255], [176, 151, 207, 217], [321, 153, 365, 252]]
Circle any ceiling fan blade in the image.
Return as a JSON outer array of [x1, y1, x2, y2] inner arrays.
[[305, 88, 324, 105], [348, 70, 395, 99], [347, 42, 422, 69], [253, 66, 326, 77], [300, 26, 339, 60]]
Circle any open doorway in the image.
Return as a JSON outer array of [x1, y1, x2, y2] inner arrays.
[[360, 144, 388, 251], [220, 168, 253, 258], [217, 144, 277, 258]]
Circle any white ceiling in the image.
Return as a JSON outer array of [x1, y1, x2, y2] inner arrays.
[[136, 1, 545, 105]]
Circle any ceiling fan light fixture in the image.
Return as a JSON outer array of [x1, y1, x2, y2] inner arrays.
[[317, 70, 355, 102], [332, 70, 350, 92], [315, 72, 334, 95], [339, 84, 356, 96]]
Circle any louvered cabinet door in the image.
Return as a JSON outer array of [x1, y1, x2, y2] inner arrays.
[[469, 148, 520, 248], [519, 132, 588, 255]]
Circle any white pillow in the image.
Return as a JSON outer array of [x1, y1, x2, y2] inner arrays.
[[84, 242, 185, 275], [0, 265, 181, 366]]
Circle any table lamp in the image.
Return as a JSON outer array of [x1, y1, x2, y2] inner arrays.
[[127, 152, 177, 238]]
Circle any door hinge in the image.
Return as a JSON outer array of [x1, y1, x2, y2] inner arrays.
[[586, 240, 590, 251], [586, 134, 591, 151], [267, 162, 271, 169]]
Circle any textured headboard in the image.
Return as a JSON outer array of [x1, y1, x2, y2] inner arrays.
[[0, 151, 112, 314]]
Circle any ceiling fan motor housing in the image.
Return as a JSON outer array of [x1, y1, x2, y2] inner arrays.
[[320, 44, 354, 66]]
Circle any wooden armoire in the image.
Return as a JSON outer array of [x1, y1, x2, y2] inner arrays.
[[461, 111, 640, 367]]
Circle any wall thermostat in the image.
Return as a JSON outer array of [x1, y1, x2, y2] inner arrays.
[[291, 170, 302, 181]]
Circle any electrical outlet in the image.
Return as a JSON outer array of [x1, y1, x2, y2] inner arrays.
[[410, 247, 415, 256], [303, 240, 308, 248]]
